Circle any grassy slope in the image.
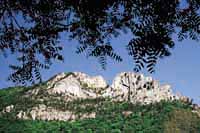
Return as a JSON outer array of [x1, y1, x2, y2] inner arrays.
[[0, 86, 200, 133]]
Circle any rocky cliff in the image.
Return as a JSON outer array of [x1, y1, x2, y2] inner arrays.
[[1, 72, 194, 121], [104, 72, 179, 104], [25, 72, 182, 104]]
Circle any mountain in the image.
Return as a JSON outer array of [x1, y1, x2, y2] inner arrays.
[[0, 72, 200, 132]]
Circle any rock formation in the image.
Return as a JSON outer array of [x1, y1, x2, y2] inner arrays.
[[1, 71, 193, 121], [16, 104, 96, 121], [104, 72, 179, 104], [26, 72, 108, 100]]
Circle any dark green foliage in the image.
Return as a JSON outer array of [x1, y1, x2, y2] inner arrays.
[[0, 0, 199, 84], [0, 86, 31, 111]]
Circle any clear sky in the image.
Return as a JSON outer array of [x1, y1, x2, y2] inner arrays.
[[0, 31, 200, 104]]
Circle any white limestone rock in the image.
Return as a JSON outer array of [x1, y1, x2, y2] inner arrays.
[[47, 72, 67, 87], [49, 75, 87, 97], [25, 72, 108, 100], [103, 72, 178, 104], [2, 105, 14, 113], [74, 72, 107, 89], [17, 104, 96, 121], [17, 111, 28, 120], [47, 72, 107, 98]]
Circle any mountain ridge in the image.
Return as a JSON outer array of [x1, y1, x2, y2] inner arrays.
[[1, 72, 200, 132], [1, 71, 198, 122]]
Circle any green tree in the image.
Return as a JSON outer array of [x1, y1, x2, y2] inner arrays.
[[0, 0, 199, 84]]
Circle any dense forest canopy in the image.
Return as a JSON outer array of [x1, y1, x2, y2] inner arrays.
[[0, 0, 199, 84]]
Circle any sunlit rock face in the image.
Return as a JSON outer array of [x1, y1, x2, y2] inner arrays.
[[47, 72, 108, 98], [47, 72, 107, 90], [103, 72, 179, 104], [73, 72, 108, 89], [48, 74, 88, 98], [26, 72, 108, 100]]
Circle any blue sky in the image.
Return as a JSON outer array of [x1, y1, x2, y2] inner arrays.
[[0, 31, 200, 104]]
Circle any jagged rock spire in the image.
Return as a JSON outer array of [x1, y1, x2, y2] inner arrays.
[[104, 72, 178, 104]]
